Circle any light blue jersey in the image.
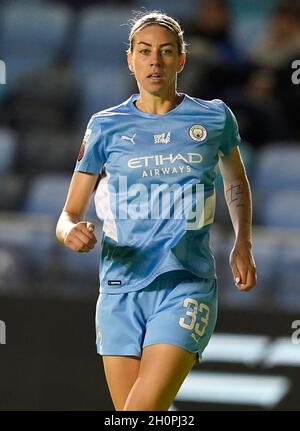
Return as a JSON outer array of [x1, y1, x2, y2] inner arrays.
[[75, 93, 240, 293]]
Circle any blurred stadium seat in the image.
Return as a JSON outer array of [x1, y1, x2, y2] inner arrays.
[[0, 245, 30, 295], [57, 237, 101, 274], [275, 242, 300, 310], [78, 69, 131, 125], [261, 190, 300, 229], [231, 15, 268, 56], [252, 145, 300, 226], [46, 221, 103, 298], [71, 6, 131, 79], [0, 174, 26, 211], [228, 0, 280, 55], [227, 0, 280, 17], [0, 218, 56, 277], [1, 0, 43, 3], [16, 129, 81, 174], [4, 62, 79, 132], [251, 230, 281, 299], [0, 127, 17, 174], [253, 144, 300, 190], [0, 2, 74, 83], [22, 173, 73, 218], [23, 173, 97, 220], [134, 0, 201, 22]]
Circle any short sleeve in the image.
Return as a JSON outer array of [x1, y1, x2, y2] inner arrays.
[[74, 115, 106, 174], [219, 102, 241, 157]]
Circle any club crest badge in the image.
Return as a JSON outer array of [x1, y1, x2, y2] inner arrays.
[[189, 125, 207, 142], [77, 128, 92, 161]]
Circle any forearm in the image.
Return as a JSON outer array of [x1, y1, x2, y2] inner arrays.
[[56, 172, 99, 244], [223, 175, 253, 246], [218, 142, 256, 290], [56, 211, 81, 244]]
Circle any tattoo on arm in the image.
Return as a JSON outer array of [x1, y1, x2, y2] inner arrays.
[[226, 184, 245, 207]]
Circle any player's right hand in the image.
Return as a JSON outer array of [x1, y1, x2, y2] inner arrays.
[[63, 221, 97, 253]]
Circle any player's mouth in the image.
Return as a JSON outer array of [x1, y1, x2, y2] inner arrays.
[[147, 73, 163, 82]]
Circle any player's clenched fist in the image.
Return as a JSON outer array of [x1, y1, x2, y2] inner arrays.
[[63, 221, 97, 253]]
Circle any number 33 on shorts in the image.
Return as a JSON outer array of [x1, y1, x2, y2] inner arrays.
[[179, 298, 210, 339]]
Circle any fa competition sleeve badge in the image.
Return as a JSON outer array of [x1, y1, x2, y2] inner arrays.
[[77, 128, 92, 161]]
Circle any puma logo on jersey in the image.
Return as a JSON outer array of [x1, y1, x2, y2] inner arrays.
[[154, 132, 171, 144], [121, 133, 136, 145]]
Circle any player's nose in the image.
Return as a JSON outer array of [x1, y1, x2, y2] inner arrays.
[[150, 49, 161, 66]]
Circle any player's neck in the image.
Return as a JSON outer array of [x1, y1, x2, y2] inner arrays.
[[135, 91, 182, 115]]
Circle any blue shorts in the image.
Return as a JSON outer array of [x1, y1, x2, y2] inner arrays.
[[95, 270, 218, 362]]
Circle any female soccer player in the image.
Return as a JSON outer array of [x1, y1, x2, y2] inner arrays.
[[56, 11, 256, 411]]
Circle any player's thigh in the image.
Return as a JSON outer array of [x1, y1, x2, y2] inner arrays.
[[102, 355, 141, 411], [123, 344, 196, 411]]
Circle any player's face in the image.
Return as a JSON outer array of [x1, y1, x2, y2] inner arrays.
[[128, 25, 186, 97]]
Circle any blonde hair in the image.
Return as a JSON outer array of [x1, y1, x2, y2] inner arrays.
[[127, 11, 186, 55]]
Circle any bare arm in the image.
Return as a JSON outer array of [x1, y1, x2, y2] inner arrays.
[[56, 171, 99, 253], [218, 146, 256, 291]]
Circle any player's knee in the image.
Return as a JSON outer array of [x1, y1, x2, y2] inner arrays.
[[112, 392, 135, 411], [122, 378, 172, 411]]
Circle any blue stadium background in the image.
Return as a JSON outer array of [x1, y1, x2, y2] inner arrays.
[[0, 0, 300, 411]]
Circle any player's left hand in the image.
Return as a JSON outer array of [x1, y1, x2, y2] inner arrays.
[[229, 241, 257, 292]]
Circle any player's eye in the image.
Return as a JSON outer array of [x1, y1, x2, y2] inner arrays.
[[140, 49, 150, 55], [161, 49, 173, 55]]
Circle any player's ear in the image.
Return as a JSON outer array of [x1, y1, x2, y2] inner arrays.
[[127, 52, 134, 73], [177, 53, 186, 73]]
